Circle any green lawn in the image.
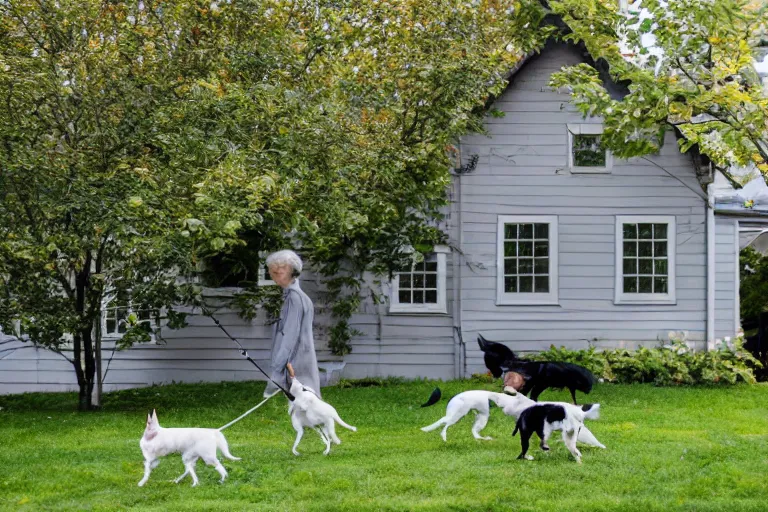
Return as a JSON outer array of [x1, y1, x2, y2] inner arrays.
[[1, 379, 767, 512]]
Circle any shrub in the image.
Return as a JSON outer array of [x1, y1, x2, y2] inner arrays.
[[530, 335, 761, 386]]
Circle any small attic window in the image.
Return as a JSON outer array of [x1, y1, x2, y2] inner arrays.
[[567, 124, 613, 173]]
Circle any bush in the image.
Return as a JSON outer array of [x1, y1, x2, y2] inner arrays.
[[531, 335, 761, 386]]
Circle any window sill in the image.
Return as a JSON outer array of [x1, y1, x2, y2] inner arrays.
[[570, 167, 612, 174], [102, 335, 158, 344], [614, 297, 677, 305], [495, 298, 560, 306], [388, 305, 448, 315]]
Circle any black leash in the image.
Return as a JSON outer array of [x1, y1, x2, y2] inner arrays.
[[202, 306, 295, 401]]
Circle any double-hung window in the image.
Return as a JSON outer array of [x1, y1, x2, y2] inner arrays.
[[102, 290, 157, 341], [389, 246, 449, 314], [497, 215, 559, 305], [615, 216, 676, 304]]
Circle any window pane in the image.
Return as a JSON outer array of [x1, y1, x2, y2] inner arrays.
[[624, 277, 638, 293], [638, 224, 653, 239], [504, 242, 517, 257], [638, 258, 653, 274], [654, 277, 668, 294], [623, 258, 637, 274], [534, 276, 549, 293], [413, 274, 424, 288], [425, 290, 437, 303], [117, 309, 127, 333], [654, 259, 668, 275], [519, 258, 533, 274], [519, 224, 533, 239], [519, 242, 533, 257], [573, 134, 606, 166], [534, 242, 548, 257], [519, 276, 533, 292], [400, 274, 411, 289], [398, 290, 411, 303], [623, 241, 637, 257], [639, 276, 653, 293], [638, 242, 652, 257], [425, 274, 437, 288], [504, 224, 517, 239], [623, 223, 637, 239], [412, 290, 425, 304], [534, 258, 548, 273], [504, 258, 517, 275], [107, 319, 116, 333], [534, 223, 548, 238], [653, 224, 667, 239], [425, 261, 437, 273], [504, 276, 517, 293], [654, 242, 667, 257]]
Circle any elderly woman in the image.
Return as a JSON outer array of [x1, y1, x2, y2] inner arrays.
[[263, 250, 321, 398]]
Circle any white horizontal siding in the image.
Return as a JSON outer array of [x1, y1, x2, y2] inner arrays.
[[714, 217, 739, 339], [457, 41, 709, 376], [1, 261, 459, 394]]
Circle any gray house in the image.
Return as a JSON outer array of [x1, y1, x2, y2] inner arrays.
[[0, 41, 745, 394]]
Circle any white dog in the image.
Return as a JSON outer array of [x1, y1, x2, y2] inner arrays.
[[138, 410, 241, 487], [289, 377, 356, 456], [420, 388, 604, 448]]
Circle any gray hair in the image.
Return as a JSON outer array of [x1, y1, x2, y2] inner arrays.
[[266, 250, 303, 276]]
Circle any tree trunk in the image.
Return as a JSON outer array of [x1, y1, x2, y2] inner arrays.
[[73, 332, 89, 411], [75, 257, 97, 411], [75, 327, 97, 411], [92, 318, 103, 409]]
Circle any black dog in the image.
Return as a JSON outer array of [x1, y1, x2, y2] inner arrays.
[[477, 334, 596, 404], [477, 334, 516, 378], [512, 403, 588, 463]]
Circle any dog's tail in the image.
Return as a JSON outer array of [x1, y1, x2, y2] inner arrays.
[[421, 417, 447, 432], [215, 431, 242, 461], [580, 403, 600, 421], [421, 387, 442, 408], [333, 412, 357, 432], [512, 417, 521, 437]]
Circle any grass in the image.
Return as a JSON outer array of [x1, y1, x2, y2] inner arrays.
[[1, 379, 768, 512]]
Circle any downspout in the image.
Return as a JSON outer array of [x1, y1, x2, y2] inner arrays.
[[706, 183, 715, 350], [452, 149, 464, 379], [734, 222, 740, 337]]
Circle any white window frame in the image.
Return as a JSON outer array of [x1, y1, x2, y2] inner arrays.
[[101, 292, 159, 342], [567, 124, 613, 174], [258, 253, 276, 287], [496, 215, 559, 305], [614, 215, 676, 305], [389, 245, 449, 314]]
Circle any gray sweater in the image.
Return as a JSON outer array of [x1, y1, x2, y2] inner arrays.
[[264, 279, 321, 397]]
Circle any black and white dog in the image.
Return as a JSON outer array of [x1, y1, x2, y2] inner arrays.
[[513, 402, 599, 463]]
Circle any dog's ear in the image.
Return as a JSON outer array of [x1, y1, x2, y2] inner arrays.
[[151, 409, 158, 423]]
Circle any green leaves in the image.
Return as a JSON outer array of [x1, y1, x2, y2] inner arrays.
[[549, 0, 768, 181], [535, 337, 761, 386]]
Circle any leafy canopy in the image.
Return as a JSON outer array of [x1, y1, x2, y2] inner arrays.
[[0, 0, 553, 402], [548, 0, 768, 182]]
